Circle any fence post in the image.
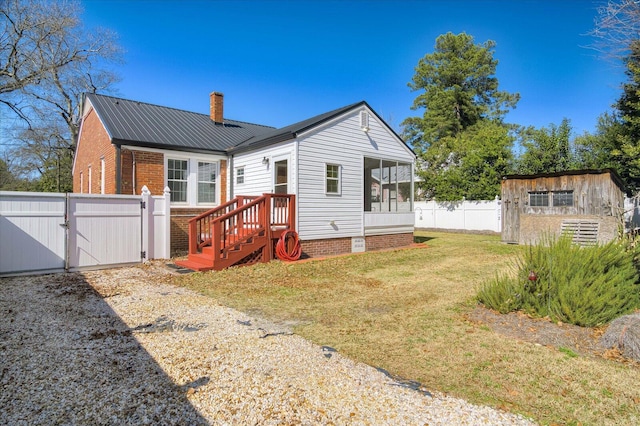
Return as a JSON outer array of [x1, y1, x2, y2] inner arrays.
[[462, 197, 466, 230], [141, 186, 150, 263], [432, 200, 436, 228], [162, 186, 171, 259], [495, 195, 501, 233]]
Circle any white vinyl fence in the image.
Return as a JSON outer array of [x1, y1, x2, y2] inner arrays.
[[0, 186, 170, 276], [414, 197, 502, 233], [626, 196, 640, 231], [415, 196, 640, 234]]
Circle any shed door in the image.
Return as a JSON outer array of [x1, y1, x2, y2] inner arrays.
[[502, 195, 520, 243]]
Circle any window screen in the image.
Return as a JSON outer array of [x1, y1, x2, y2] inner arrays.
[[529, 191, 549, 207]]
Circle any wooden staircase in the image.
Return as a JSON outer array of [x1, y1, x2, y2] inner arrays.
[[175, 194, 295, 272]]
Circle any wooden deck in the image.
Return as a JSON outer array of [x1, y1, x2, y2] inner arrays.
[[175, 194, 295, 272]]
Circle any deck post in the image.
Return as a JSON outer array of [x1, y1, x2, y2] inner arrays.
[[212, 218, 222, 268], [289, 194, 296, 232], [263, 194, 273, 262]]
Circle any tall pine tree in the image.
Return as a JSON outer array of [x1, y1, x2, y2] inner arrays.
[[403, 32, 519, 201]]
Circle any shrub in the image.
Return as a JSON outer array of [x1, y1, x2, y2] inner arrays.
[[477, 234, 640, 327]]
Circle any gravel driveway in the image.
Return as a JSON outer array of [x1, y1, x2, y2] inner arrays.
[[1, 263, 535, 425]]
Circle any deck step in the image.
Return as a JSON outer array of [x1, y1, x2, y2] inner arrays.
[[175, 253, 215, 272]]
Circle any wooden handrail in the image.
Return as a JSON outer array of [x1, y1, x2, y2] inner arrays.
[[188, 198, 239, 224], [187, 194, 296, 262]]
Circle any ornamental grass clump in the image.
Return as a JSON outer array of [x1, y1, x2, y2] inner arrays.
[[477, 234, 640, 327]]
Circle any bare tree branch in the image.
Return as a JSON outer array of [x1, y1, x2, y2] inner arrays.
[[0, 0, 123, 191], [591, 0, 640, 60]]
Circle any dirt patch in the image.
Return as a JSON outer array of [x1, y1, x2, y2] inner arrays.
[[466, 305, 608, 358]]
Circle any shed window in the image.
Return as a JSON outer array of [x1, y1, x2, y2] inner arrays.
[[553, 190, 574, 207], [326, 164, 341, 194], [529, 191, 549, 207]]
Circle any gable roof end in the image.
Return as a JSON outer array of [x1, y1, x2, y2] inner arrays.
[[229, 101, 415, 157]]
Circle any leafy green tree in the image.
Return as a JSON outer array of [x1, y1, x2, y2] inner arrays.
[[0, 158, 32, 191], [419, 120, 514, 201], [0, 158, 17, 190], [403, 32, 520, 148], [403, 32, 519, 200], [516, 118, 574, 174], [613, 40, 640, 195], [573, 112, 623, 170]]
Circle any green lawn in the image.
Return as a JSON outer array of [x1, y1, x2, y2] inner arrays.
[[173, 231, 640, 425]]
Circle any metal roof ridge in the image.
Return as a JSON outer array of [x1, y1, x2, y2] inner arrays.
[[86, 92, 273, 129]]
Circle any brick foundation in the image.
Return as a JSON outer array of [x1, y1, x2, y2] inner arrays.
[[300, 233, 414, 258], [365, 233, 414, 252]]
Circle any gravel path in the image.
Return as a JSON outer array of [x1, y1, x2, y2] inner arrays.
[[1, 264, 535, 425]]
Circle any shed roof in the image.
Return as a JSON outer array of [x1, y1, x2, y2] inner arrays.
[[85, 93, 274, 154], [503, 169, 626, 193]]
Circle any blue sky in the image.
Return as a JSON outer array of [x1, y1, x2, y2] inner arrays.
[[82, 0, 626, 137]]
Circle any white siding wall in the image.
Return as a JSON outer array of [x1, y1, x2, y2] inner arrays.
[[297, 108, 415, 240], [232, 141, 296, 196]]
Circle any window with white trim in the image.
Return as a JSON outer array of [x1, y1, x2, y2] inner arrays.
[[197, 161, 216, 203], [168, 159, 188, 202], [364, 158, 413, 212], [326, 164, 341, 194], [166, 156, 220, 206], [236, 167, 245, 184]]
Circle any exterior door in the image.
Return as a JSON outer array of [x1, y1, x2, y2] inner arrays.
[[274, 159, 288, 194], [502, 195, 520, 243]]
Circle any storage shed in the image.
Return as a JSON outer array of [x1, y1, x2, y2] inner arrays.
[[501, 169, 625, 245]]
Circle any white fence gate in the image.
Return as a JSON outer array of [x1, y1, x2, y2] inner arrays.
[[0, 186, 170, 276]]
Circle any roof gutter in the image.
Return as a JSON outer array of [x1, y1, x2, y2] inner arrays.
[[112, 138, 227, 156], [228, 132, 295, 154]]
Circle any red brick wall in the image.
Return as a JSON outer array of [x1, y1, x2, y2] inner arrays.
[[170, 208, 210, 253], [219, 159, 227, 204], [299, 233, 414, 258], [73, 108, 117, 194], [121, 149, 164, 195]]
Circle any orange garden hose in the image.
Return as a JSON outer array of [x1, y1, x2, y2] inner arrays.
[[275, 230, 302, 261]]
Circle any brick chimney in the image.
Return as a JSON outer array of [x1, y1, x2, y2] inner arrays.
[[210, 91, 224, 123]]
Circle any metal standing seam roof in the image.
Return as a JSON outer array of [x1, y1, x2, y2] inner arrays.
[[229, 101, 365, 152], [84, 93, 415, 157], [85, 93, 275, 153]]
